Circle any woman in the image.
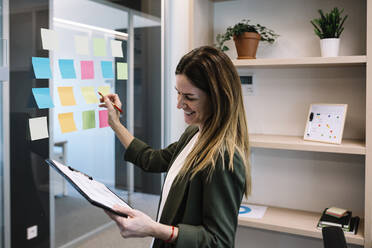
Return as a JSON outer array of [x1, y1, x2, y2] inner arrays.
[[100, 46, 251, 247]]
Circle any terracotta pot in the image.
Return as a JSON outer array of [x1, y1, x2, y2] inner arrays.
[[233, 32, 261, 59]]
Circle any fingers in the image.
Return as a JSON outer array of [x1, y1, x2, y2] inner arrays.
[[98, 93, 122, 110], [102, 96, 115, 111], [108, 94, 122, 108], [113, 205, 135, 218]]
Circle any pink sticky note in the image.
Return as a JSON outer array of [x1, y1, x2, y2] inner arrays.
[[81, 60, 94, 80], [99, 110, 109, 128]]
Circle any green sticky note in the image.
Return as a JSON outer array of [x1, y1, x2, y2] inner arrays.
[[82, 110, 96, 130], [117, 62, 128, 80], [93, 38, 106, 57]]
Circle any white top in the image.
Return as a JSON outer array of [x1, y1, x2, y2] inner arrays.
[[157, 131, 200, 221]]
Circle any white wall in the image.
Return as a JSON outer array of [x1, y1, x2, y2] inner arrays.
[[165, 0, 215, 144], [214, 0, 366, 59], [165, 0, 189, 144]]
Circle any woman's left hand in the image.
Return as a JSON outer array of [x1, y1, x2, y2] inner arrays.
[[105, 205, 156, 238]]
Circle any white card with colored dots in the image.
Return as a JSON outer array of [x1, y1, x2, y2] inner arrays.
[[303, 104, 347, 144]]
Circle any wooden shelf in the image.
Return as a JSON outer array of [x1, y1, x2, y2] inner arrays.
[[233, 56, 367, 68], [249, 134, 365, 155], [238, 205, 364, 245]]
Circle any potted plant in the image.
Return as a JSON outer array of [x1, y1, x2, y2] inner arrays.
[[216, 19, 279, 59], [310, 7, 348, 57]]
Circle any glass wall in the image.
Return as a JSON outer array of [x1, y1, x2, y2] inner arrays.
[[114, 0, 162, 195], [132, 13, 162, 194], [50, 0, 162, 247], [51, 0, 128, 246]]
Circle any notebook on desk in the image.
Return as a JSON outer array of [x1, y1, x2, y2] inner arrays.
[[45, 159, 131, 217]]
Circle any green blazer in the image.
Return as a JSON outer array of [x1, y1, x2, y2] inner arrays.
[[124, 125, 246, 248]]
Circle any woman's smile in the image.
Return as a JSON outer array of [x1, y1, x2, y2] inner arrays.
[[176, 74, 211, 129]]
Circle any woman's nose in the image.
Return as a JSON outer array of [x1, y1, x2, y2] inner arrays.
[[177, 96, 186, 109]]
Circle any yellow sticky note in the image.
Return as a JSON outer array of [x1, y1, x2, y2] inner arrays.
[[98, 86, 110, 96], [57, 87, 76, 106], [117, 62, 128, 80], [81, 86, 99, 104], [58, 112, 77, 133]]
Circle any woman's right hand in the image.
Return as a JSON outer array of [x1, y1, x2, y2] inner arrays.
[[99, 93, 123, 128]]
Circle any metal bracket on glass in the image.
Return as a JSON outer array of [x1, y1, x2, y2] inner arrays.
[[0, 39, 9, 82], [0, 67, 9, 81]]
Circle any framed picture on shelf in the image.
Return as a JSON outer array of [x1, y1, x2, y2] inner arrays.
[[303, 104, 348, 144]]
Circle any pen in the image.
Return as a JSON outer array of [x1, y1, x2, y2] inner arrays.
[[98, 92, 123, 113], [68, 166, 93, 180]]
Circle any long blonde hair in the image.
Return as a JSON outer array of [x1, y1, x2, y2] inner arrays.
[[175, 46, 251, 196]]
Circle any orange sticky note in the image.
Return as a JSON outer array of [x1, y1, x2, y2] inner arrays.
[[58, 112, 77, 133], [57, 87, 76, 106], [81, 86, 99, 104]]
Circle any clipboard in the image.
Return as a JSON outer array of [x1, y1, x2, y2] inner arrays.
[[303, 103, 348, 144], [45, 159, 131, 217]]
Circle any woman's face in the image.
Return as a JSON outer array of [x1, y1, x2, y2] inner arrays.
[[175, 74, 211, 129]]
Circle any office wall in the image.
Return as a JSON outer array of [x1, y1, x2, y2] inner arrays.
[[165, 0, 190, 144]]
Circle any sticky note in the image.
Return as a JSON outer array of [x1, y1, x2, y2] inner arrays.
[[74, 35, 90, 55], [117, 62, 128, 80], [98, 86, 110, 96], [93, 38, 106, 57], [82, 110, 96, 130], [81, 61, 94, 80], [41, 28, 59, 51], [32, 57, 52, 79], [58, 59, 76, 79], [81, 86, 99, 104], [58, 112, 77, 133], [99, 110, 109, 128], [111, 40, 123, 57], [57, 87, 76, 106], [32, 88, 54, 109], [29, 117, 49, 141], [101, 61, 114, 78]]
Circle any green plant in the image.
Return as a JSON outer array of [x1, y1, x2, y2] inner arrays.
[[216, 19, 279, 51], [310, 7, 348, 39]]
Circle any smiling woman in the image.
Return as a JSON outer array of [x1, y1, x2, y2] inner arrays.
[[175, 75, 211, 129], [101, 46, 251, 248]]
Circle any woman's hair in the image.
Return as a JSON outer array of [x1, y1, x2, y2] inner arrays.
[[175, 46, 251, 196]]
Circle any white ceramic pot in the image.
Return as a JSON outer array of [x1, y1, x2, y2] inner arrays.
[[320, 38, 340, 57]]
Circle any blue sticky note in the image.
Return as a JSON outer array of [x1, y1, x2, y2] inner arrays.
[[101, 61, 114, 79], [32, 88, 54, 109], [58, 59, 76, 79], [32, 57, 52, 79]]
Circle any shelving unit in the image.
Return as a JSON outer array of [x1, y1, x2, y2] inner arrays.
[[233, 56, 367, 68], [191, 0, 371, 247], [249, 134, 365, 155], [238, 206, 365, 246]]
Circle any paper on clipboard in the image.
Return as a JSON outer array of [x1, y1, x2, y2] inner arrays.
[[45, 159, 131, 216]]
